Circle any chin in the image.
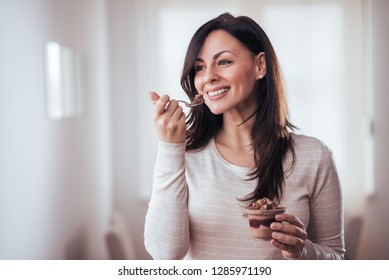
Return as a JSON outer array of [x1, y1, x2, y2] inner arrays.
[[207, 105, 225, 115]]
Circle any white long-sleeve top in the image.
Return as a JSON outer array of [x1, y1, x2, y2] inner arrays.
[[144, 133, 345, 259]]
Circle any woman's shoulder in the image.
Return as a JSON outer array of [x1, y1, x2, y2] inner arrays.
[[289, 133, 333, 160], [290, 133, 322, 146]]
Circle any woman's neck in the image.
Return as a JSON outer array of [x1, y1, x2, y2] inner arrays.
[[214, 112, 255, 168], [219, 108, 255, 143]]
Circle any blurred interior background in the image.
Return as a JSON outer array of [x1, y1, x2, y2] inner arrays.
[[0, 0, 388, 260]]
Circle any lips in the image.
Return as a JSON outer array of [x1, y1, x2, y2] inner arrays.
[[207, 87, 229, 97]]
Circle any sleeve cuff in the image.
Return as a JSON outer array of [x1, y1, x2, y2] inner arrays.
[[155, 140, 186, 169]]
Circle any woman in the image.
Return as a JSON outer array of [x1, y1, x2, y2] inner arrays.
[[144, 12, 345, 260]]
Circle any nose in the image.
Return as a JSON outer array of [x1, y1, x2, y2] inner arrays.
[[203, 66, 219, 84]]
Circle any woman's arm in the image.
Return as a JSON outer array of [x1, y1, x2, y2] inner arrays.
[[294, 143, 345, 259], [144, 92, 190, 259], [270, 142, 345, 259], [144, 141, 190, 259]]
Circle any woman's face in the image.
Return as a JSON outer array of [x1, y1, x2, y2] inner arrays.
[[194, 29, 265, 117]]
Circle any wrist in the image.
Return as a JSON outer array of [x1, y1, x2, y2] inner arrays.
[[283, 247, 304, 260]]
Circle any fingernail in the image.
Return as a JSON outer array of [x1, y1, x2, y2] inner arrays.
[[275, 214, 283, 220]]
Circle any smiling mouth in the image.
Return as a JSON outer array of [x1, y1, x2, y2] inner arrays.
[[207, 87, 229, 97]]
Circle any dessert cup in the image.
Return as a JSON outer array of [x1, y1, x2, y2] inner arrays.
[[244, 207, 285, 239]]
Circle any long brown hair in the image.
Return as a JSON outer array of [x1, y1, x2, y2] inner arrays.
[[181, 13, 296, 204]]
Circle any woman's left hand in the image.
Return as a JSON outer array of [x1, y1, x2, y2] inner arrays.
[[270, 213, 307, 258]]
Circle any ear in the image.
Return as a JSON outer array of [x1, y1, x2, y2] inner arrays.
[[255, 52, 266, 80]]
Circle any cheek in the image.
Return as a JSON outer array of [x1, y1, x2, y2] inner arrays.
[[224, 69, 252, 86], [238, 71, 257, 90]]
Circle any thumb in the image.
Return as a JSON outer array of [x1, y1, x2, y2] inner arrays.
[[149, 91, 160, 103]]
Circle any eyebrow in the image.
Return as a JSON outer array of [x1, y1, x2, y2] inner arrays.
[[195, 50, 234, 62]]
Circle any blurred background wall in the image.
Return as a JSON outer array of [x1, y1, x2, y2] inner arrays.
[[0, 0, 112, 259], [0, 0, 388, 259], [357, 0, 389, 259]]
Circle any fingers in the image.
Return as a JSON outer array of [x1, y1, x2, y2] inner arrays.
[[151, 92, 182, 118], [270, 238, 304, 259], [271, 238, 301, 251], [270, 232, 305, 259], [271, 214, 307, 241], [153, 97, 183, 120], [270, 213, 307, 258], [150, 91, 186, 143], [149, 91, 160, 102], [170, 102, 184, 122], [271, 227, 305, 246], [153, 94, 171, 117], [275, 213, 305, 229]]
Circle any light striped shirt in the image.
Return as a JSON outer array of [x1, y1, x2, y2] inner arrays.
[[144, 133, 345, 259]]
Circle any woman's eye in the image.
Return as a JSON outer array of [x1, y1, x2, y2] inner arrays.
[[218, 60, 232, 66], [194, 65, 205, 72]]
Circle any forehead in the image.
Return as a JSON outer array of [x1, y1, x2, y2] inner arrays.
[[197, 29, 247, 58]]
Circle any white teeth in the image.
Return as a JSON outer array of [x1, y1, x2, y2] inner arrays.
[[208, 88, 228, 97]]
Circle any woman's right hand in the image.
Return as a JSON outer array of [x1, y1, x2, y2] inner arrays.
[[150, 91, 186, 143]]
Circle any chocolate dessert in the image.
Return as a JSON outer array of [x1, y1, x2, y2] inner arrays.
[[244, 198, 285, 239]]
